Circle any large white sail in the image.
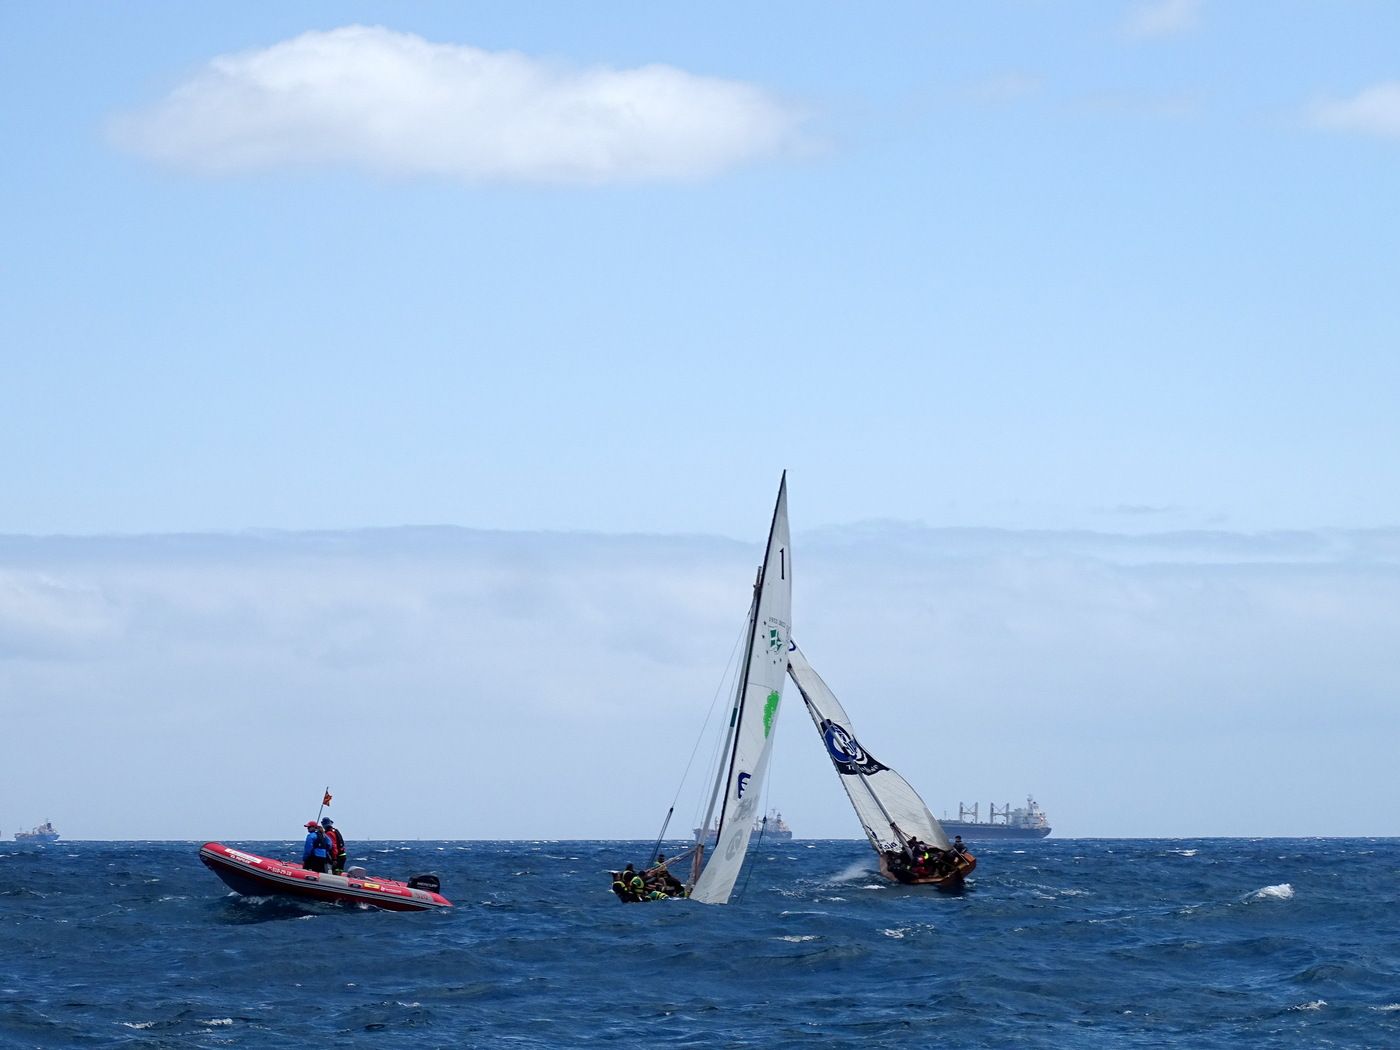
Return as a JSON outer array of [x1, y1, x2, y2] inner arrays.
[[690, 475, 792, 905], [787, 642, 950, 854]]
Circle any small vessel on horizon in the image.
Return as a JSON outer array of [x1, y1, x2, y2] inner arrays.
[[14, 821, 60, 843]]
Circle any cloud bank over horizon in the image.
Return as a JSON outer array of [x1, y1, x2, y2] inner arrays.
[[3, 523, 1397, 842], [108, 26, 807, 184]]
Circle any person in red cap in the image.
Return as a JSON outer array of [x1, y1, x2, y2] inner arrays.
[[302, 820, 332, 872]]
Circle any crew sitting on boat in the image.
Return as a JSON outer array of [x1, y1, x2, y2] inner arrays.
[[302, 820, 333, 873], [609, 857, 687, 902]]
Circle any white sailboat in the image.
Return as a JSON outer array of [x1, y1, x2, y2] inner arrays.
[[612, 474, 792, 905], [786, 642, 975, 889]]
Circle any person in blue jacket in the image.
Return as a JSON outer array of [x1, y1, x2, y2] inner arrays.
[[302, 820, 331, 872]]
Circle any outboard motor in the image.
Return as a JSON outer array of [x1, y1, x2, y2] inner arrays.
[[408, 874, 441, 894]]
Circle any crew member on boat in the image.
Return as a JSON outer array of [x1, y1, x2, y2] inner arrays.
[[646, 853, 686, 897], [321, 817, 347, 874], [302, 821, 332, 872]]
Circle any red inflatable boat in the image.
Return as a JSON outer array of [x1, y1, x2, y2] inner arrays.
[[198, 842, 452, 911]]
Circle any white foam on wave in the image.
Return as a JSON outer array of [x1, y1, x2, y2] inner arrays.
[[778, 935, 818, 943], [1251, 883, 1294, 901], [1374, 1004, 1400, 1012], [1172, 849, 1198, 857], [1290, 1000, 1326, 1012], [831, 861, 875, 883], [882, 928, 907, 939], [121, 1021, 157, 1030], [200, 1018, 234, 1026]]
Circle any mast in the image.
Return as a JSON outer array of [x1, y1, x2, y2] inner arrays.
[[690, 581, 758, 889], [711, 568, 763, 843]]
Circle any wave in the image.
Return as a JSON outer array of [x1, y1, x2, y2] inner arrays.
[[1249, 883, 1294, 901]]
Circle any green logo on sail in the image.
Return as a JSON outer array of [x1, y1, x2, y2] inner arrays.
[[768, 628, 781, 653], [763, 691, 781, 737]]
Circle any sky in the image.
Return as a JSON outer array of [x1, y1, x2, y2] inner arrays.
[[2, 2, 1398, 839]]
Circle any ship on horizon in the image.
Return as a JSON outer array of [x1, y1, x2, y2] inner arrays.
[[939, 796, 1051, 840], [694, 809, 793, 843], [14, 820, 60, 843]]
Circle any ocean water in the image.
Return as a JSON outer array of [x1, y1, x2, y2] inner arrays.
[[2, 837, 1398, 1048]]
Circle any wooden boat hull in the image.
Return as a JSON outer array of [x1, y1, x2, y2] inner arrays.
[[198, 842, 451, 911], [879, 851, 976, 891]]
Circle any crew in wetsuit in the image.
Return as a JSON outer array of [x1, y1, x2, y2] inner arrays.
[[321, 818, 347, 874], [302, 821, 332, 872]]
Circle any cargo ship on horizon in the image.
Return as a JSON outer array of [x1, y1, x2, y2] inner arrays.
[[939, 796, 1051, 840], [14, 821, 60, 843]]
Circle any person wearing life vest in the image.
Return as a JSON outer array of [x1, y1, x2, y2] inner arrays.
[[302, 820, 332, 872], [646, 853, 685, 897], [611, 871, 631, 901], [321, 817, 347, 874]]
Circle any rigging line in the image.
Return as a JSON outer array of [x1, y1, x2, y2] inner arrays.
[[666, 614, 749, 822]]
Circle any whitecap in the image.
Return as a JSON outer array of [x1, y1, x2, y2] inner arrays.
[[1290, 1000, 1326, 1012], [1373, 1004, 1400, 1012], [778, 935, 818, 943], [881, 928, 907, 939], [1173, 849, 1198, 857], [831, 861, 876, 883], [1251, 883, 1294, 901], [200, 1018, 234, 1026], [121, 1021, 157, 1030]]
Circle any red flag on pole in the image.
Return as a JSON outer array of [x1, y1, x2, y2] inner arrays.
[[322, 791, 333, 807]]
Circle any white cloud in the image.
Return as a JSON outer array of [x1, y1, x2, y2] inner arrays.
[[108, 25, 807, 184], [1306, 81, 1400, 140], [1122, 0, 1202, 40]]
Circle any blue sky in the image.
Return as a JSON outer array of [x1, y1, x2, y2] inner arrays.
[[4, 1, 1398, 536], [2, 3, 1399, 839]]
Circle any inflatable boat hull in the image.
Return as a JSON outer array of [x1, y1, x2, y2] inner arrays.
[[198, 842, 451, 911]]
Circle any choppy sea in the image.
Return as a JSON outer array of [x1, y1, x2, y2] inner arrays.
[[3, 838, 1398, 1048]]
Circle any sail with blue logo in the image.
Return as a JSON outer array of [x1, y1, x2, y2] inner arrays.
[[689, 474, 792, 905], [787, 642, 950, 855]]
